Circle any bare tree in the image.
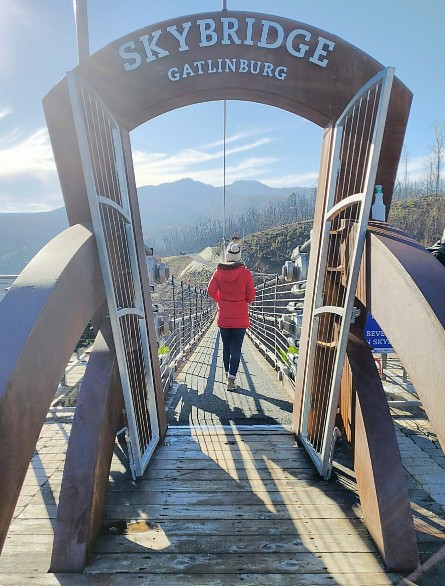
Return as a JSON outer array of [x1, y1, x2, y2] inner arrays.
[[426, 119, 445, 196], [401, 144, 411, 199]]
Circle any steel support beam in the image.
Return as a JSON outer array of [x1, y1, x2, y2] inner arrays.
[[0, 224, 105, 553], [347, 316, 419, 572], [50, 319, 123, 571]]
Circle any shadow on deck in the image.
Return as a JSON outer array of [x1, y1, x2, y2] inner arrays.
[[166, 324, 293, 428], [1, 325, 445, 584]]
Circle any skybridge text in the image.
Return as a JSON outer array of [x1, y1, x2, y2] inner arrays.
[[118, 16, 336, 74]]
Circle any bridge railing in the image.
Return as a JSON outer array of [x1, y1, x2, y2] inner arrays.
[[248, 274, 306, 393], [153, 276, 217, 393]]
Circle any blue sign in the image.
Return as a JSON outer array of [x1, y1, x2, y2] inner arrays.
[[365, 313, 393, 353]]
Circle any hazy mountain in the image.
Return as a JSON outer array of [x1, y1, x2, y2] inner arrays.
[[0, 207, 68, 274], [137, 178, 311, 239], [228, 180, 310, 198], [0, 179, 310, 273]]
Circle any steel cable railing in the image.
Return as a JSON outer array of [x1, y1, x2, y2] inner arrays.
[[248, 273, 306, 393], [152, 276, 217, 393]]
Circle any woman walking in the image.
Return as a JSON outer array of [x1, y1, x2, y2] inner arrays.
[[208, 242, 256, 391]]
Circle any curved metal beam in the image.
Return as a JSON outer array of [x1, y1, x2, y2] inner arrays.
[[364, 223, 445, 452], [346, 313, 419, 571], [50, 319, 123, 572], [343, 223, 445, 572], [0, 224, 105, 552]]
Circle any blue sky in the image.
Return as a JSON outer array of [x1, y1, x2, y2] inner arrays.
[[0, 0, 444, 213]]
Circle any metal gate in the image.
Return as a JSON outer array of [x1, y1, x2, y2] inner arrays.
[[67, 72, 159, 479], [299, 68, 394, 478]]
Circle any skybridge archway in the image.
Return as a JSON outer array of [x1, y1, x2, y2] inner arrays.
[[40, 9, 418, 569], [3, 7, 438, 575]]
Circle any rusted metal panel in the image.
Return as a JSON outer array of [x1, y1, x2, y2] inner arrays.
[[69, 12, 407, 131], [339, 354, 354, 444], [347, 315, 419, 572], [362, 224, 445, 452], [43, 79, 90, 227]]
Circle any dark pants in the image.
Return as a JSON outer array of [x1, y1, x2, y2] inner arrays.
[[219, 327, 246, 378]]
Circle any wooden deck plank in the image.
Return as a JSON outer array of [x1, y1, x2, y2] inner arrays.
[[1, 421, 416, 585], [165, 425, 293, 435], [163, 432, 296, 440], [93, 532, 377, 554], [4, 519, 55, 535], [131, 457, 316, 470], [85, 551, 386, 574], [19, 502, 363, 521], [108, 479, 347, 492], [0, 572, 404, 585], [4, 323, 445, 586], [100, 517, 370, 536], [88, 424, 395, 581], [105, 499, 361, 517], [110, 467, 323, 481], [150, 447, 308, 458], [106, 489, 359, 506]]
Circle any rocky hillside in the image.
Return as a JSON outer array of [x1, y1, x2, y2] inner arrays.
[[164, 247, 220, 285], [241, 221, 312, 274], [163, 222, 312, 284]]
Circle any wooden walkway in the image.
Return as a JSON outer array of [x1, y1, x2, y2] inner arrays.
[[1, 328, 445, 584]]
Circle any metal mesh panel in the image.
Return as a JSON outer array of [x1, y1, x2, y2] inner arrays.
[[299, 69, 394, 478], [69, 73, 159, 478]]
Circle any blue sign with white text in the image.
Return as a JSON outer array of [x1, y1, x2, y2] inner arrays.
[[365, 313, 393, 353]]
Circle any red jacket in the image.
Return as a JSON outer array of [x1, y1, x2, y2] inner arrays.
[[208, 262, 256, 328]]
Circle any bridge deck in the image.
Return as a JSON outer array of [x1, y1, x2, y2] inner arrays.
[[1, 326, 445, 584]]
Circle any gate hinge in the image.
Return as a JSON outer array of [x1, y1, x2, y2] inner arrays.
[[350, 306, 361, 323]]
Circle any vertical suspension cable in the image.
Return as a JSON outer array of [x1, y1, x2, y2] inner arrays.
[[222, 99, 227, 256], [221, 0, 228, 254]]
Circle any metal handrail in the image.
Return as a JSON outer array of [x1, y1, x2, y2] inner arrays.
[[153, 276, 217, 393], [247, 273, 304, 392]]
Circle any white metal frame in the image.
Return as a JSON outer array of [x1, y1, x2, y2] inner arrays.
[[67, 71, 159, 479], [299, 68, 394, 478]]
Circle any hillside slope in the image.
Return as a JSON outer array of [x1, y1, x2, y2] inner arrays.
[[388, 195, 445, 246]]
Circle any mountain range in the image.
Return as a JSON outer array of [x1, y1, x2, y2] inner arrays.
[[137, 178, 311, 233], [0, 179, 309, 274]]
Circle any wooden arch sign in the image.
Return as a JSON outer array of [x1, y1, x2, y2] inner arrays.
[[44, 10, 411, 224]]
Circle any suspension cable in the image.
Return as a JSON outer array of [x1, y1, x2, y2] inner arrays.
[[221, 0, 228, 260], [222, 99, 227, 247]]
